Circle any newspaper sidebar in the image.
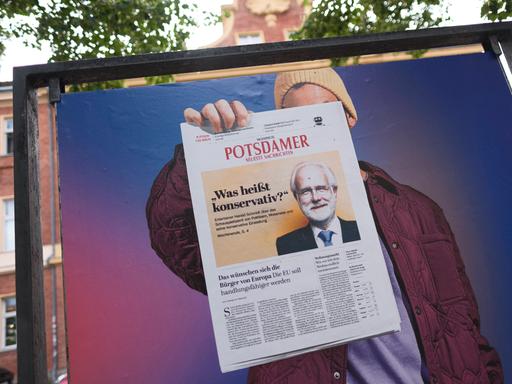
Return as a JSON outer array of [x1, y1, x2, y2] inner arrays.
[[181, 102, 401, 372]]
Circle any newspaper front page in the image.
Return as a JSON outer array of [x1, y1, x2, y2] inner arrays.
[[181, 102, 401, 372]]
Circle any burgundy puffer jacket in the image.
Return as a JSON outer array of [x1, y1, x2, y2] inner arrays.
[[146, 145, 503, 384]]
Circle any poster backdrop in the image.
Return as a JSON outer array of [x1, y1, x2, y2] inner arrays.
[[58, 52, 512, 383]]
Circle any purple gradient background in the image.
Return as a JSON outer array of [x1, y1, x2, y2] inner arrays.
[[58, 52, 512, 383]]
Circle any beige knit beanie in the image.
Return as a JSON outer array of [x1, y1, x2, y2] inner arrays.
[[274, 67, 357, 122]]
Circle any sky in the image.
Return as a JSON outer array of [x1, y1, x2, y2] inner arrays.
[[0, 0, 491, 82]]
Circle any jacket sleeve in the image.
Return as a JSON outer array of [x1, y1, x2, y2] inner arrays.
[[431, 204, 503, 383], [146, 144, 207, 295]]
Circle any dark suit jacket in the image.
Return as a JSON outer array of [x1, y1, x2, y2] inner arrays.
[[276, 217, 360, 256]]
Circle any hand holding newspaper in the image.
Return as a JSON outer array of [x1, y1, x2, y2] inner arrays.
[[181, 102, 400, 372]]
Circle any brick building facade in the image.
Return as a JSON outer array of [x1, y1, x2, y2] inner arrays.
[[0, 87, 66, 381], [209, 0, 307, 47]]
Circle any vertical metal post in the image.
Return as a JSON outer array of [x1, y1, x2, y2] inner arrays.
[[496, 29, 512, 91], [13, 71, 48, 383], [500, 30, 512, 68], [48, 86, 59, 382]]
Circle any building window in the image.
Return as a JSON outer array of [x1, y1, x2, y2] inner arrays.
[[4, 199, 14, 252], [237, 32, 264, 45], [3, 117, 13, 156], [2, 297, 16, 349]]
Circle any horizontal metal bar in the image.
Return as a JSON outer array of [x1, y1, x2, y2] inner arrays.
[[15, 22, 512, 88]]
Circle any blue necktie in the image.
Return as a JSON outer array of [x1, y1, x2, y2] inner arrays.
[[318, 230, 334, 246]]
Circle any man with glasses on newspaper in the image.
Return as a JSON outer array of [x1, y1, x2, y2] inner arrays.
[[146, 68, 503, 383], [276, 161, 360, 256]]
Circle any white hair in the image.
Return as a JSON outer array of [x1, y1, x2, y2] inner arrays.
[[290, 162, 338, 196]]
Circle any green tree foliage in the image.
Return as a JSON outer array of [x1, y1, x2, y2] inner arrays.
[[30, 0, 201, 62], [292, 0, 450, 64], [293, 0, 448, 40], [0, 0, 38, 56], [1, 0, 217, 89], [481, 0, 512, 21]]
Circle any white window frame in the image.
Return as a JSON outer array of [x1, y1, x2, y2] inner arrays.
[[2, 198, 14, 252], [2, 116, 13, 156], [235, 31, 265, 45], [1, 296, 16, 350]]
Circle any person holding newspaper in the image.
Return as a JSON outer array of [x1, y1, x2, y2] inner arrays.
[[146, 68, 503, 383]]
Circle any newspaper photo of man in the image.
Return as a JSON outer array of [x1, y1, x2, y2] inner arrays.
[[276, 161, 360, 256]]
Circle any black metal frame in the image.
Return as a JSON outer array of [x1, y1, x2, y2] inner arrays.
[[13, 22, 512, 383]]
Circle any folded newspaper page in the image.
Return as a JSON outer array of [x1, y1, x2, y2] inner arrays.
[[181, 102, 401, 372]]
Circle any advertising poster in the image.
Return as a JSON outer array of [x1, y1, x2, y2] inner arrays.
[[181, 103, 400, 371], [58, 52, 512, 383]]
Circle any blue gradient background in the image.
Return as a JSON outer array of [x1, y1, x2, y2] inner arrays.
[[58, 52, 512, 383]]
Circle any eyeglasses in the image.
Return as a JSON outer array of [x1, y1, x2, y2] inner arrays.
[[297, 185, 333, 201]]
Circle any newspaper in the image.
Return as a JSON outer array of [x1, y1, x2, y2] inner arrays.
[[181, 102, 401, 372]]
